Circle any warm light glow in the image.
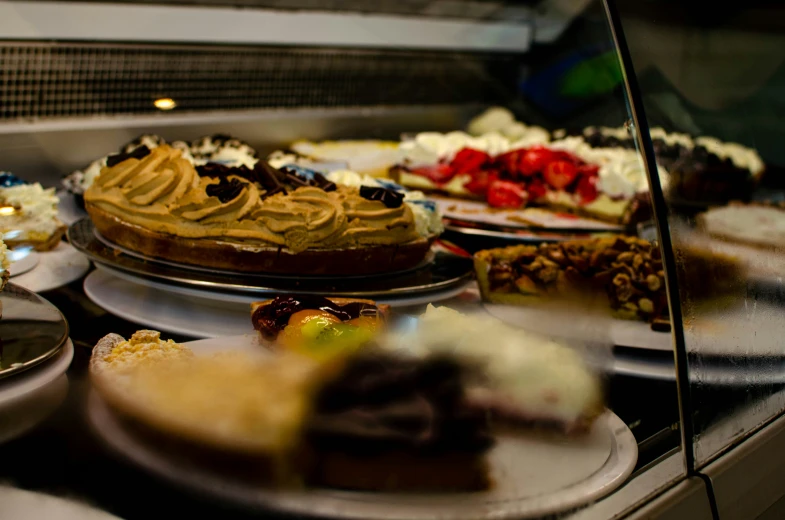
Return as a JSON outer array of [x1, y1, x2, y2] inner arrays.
[[0, 206, 17, 216], [154, 97, 177, 110]]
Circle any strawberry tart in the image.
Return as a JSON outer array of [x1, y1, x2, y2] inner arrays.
[[391, 132, 654, 225]]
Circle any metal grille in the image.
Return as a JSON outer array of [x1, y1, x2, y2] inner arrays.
[[0, 43, 520, 121]]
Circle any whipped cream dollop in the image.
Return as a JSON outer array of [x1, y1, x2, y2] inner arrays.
[[384, 304, 602, 426], [467, 107, 551, 144], [0, 183, 62, 240], [326, 169, 444, 237]]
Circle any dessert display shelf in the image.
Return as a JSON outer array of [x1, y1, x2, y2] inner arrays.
[[87, 333, 637, 520], [69, 218, 473, 299]]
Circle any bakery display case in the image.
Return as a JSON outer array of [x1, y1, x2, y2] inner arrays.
[[1, 0, 784, 518]]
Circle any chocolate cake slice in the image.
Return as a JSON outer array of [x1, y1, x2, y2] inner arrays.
[[304, 352, 493, 491]]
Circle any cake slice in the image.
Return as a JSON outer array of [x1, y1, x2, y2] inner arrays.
[[474, 236, 669, 322], [0, 181, 66, 251], [251, 295, 389, 360], [384, 305, 604, 434], [90, 329, 494, 492], [303, 350, 493, 491]]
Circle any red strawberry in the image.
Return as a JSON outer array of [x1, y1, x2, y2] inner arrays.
[[527, 179, 547, 200], [576, 174, 599, 204], [463, 169, 498, 196], [577, 163, 600, 177], [487, 180, 529, 209], [450, 148, 490, 174], [543, 160, 579, 190], [411, 164, 456, 184], [520, 147, 557, 176], [495, 150, 522, 177]]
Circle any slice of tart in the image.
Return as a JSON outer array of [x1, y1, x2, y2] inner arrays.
[[251, 295, 389, 360], [303, 350, 493, 491], [90, 329, 494, 492], [391, 132, 652, 225], [474, 236, 668, 322], [0, 178, 66, 251]]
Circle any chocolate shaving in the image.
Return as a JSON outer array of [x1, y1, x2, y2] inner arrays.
[[359, 186, 404, 208], [205, 178, 246, 203], [106, 145, 151, 167], [313, 172, 337, 192]]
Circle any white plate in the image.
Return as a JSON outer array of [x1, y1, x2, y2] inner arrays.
[[8, 249, 39, 277], [84, 270, 253, 338], [435, 197, 623, 232], [484, 303, 673, 352], [87, 335, 637, 520], [0, 485, 119, 520], [0, 340, 73, 443], [11, 242, 91, 293]]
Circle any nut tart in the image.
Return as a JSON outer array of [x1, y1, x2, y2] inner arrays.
[[251, 295, 389, 361], [84, 145, 438, 275], [474, 236, 668, 322], [0, 176, 66, 251]]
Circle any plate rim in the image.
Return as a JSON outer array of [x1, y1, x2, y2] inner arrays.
[[86, 334, 638, 520], [88, 391, 636, 520]]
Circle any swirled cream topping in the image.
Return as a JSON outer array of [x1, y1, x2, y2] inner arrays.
[[85, 146, 421, 253]]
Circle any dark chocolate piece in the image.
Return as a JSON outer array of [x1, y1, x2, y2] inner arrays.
[[106, 145, 152, 167], [205, 177, 246, 203], [313, 172, 337, 192], [359, 186, 404, 208]]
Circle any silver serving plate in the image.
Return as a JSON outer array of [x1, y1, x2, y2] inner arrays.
[[68, 218, 474, 298], [0, 283, 69, 379]]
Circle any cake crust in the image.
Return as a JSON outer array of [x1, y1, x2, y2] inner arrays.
[[87, 203, 431, 275]]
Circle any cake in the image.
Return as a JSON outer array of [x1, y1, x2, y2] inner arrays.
[[580, 126, 765, 204], [474, 236, 668, 322], [84, 145, 442, 275], [0, 175, 66, 251], [251, 295, 388, 360], [304, 351, 493, 491], [383, 304, 604, 433], [391, 131, 653, 224], [698, 203, 785, 250], [286, 140, 403, 178], [90, 329, 494, 491]]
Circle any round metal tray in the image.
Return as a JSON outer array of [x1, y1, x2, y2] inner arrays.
[[0, 283, 69, 380], [68, 218, 474, 297]]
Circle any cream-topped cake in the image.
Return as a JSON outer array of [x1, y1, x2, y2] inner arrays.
[[0, 182, 65, 251], [384, 304, 603, 432], [392, 130, 654, 224]]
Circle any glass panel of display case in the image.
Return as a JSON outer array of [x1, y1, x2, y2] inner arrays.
[[609, 0, 785, 468]]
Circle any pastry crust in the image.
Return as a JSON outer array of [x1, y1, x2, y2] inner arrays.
[[88, 203, 432, 275], [4, 224, 66, 252]]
